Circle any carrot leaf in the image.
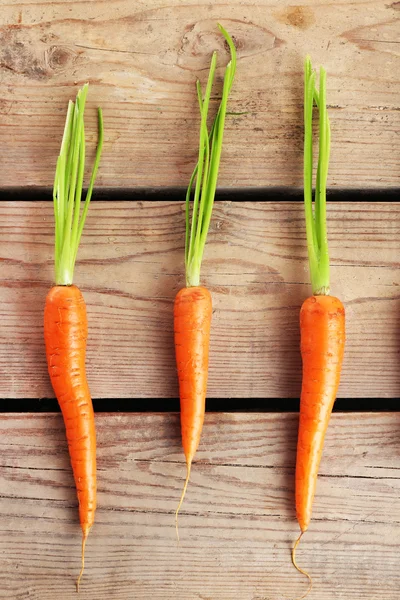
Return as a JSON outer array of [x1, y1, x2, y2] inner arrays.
[[304, 56, 330, 296], [185, 24, 236, 287], [53, 84, 104, 286]]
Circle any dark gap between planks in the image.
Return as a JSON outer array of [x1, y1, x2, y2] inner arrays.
[[1, 398, 399, 413], [0, 187, 399, 203]]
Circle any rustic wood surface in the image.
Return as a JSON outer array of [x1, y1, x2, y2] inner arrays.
[[2, 200, 400, 399], [1, 2, 399, 599], [1, 0, 399, 189], [0, 412, 399, 599]]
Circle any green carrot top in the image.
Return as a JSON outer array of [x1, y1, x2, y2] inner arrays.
[[184, 24, 237, 287], [304, 56, 331, 296], [53, 84, 104, 286]]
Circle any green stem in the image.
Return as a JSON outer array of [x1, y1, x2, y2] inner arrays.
[[199, 61, 232, 254], [303, 56, 330, 295], [75, 108, 104, 256], [71, 122, 86, 256], [184, 101, 218, 269], [187, 52, 217, 276], [53, 101, 74, 277], [185, 24, 237, 287], [53, 84, 104, 285]]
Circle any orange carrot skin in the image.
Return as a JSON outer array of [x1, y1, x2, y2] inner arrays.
[[296, 295, 345, 532], [44, 284, 96, 537], [174, 286, 212, 463]]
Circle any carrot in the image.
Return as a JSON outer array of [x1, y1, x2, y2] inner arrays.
[[291, 57, 345, 598], [174, 24, 236, 534], [43, 84, 103, 592]]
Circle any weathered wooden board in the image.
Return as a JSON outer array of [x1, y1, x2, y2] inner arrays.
[[0, 412, 399, 599], [1, 1, 399, 189], [1, 200, 400, 399]]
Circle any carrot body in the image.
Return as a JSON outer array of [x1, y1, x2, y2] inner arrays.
[[295, 294, 345, 532], [44, 284, 96, 538], [174, 286, 212, 466]]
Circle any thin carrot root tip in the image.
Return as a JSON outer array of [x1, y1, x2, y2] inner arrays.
[[175, 462, 192, 545], [291, 531, 313, 600], [76, 530, 89, 593]]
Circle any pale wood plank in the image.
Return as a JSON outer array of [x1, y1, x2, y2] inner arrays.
[[2, 200, 400, 399], [0, 412, 399, 599], [0, 0, 399, 188]]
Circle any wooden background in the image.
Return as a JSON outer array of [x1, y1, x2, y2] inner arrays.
[[1, 1, 400, 599], [1, 0, 399, 189]]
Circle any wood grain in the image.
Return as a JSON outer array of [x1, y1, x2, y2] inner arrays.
[[0, 412, 399, 599], [0, 1, 399, 189], [1, 200, 400, 399]]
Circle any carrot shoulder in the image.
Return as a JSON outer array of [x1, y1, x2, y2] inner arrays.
[[44, 84, 103, 591], [174, 25, 236, 533]]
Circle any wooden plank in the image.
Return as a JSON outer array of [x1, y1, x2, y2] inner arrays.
[[0, 0, 399, 189], [2, 200, 400, 399], [0, 412, 399, 599]]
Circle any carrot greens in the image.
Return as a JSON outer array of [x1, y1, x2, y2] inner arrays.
[[53, 84, 104, 286], [185, 24, 237, 287], [304, 57, 330, 296]]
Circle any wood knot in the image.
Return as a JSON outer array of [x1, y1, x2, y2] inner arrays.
[[177, 19, 282, 72], [279, 6, 315, 30], [0, 26, 77, 80], [0, 29, 48, 80], [45, 45, 77, 72]]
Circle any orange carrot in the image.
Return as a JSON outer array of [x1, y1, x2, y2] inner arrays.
[[174, 286, 212, 506], [296, 295, 345, 533], [44, 84, 103, 591], [292, 57, 345, 599], [44, 285, 96, 586], [174, 25, 236, 533]]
